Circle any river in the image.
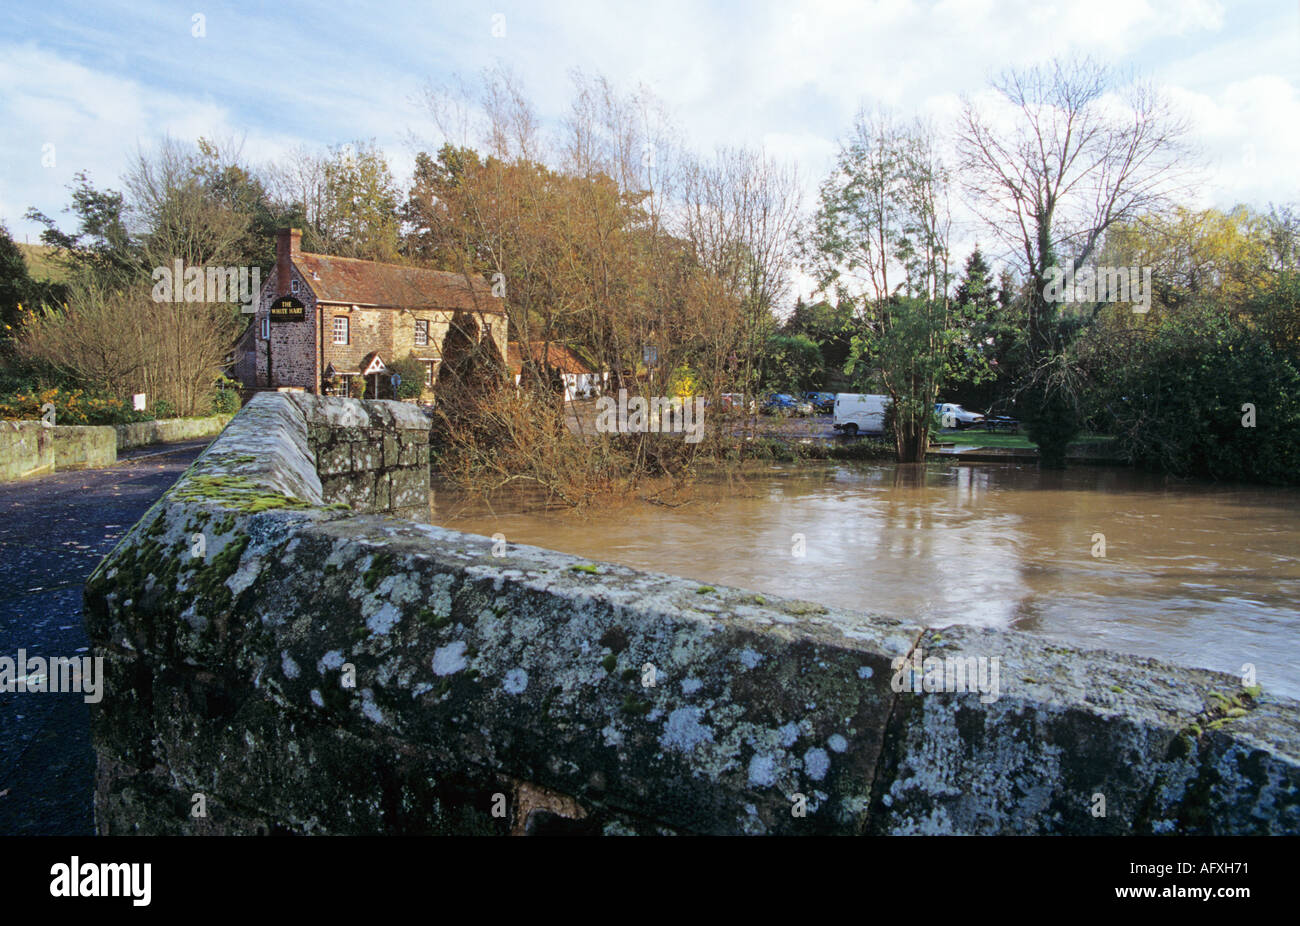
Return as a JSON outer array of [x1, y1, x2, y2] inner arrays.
[[432, 461, 1300, 700]]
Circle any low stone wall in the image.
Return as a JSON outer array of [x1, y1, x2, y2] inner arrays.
[[54, 425, 118, 471], [114, 414, 233, 451], [1, 413, 233, 482], [84, 393, 1300, 835], [0, 421, 55, 481]]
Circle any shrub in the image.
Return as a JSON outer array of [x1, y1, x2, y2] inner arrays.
[[210, 386, 240, 415], [0, 387, 153, 425], [1091, 308, 1300, 484], [388, 354, 429, 400]]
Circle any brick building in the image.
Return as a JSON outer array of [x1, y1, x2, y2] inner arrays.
[[239, 228, 507, 399]]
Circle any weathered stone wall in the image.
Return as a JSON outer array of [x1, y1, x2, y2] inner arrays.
[[292, 393, 431, 522], [1, 414, 235, 483], [0, 420, 55, 481], [84, 393, 1300, 835], [114, 414, 234, 451], [2, 421, 117, 480], [54, 425, 117, 471]]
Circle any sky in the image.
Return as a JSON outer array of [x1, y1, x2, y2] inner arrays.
[[2, 0, 1298, 301]]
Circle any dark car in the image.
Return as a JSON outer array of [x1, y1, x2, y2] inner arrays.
[[761, 393, 813, 416], [804, 391, 836, 414]]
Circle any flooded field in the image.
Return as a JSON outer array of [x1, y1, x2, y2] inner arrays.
[[433, 461, 1300, 699]]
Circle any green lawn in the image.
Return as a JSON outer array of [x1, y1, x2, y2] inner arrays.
[[932, 430, 1115, 451]]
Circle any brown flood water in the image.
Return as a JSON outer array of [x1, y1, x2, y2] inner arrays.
[[432, 461, 1300, 700]]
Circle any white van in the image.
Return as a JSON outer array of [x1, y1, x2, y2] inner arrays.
[[833, 393, 890, 435]]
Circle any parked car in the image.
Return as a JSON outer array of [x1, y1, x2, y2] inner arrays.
[[762, 393, 813, 416], [833, 393, 890, 435], [714, 393, 747, 414], [804, 391, 836, 414], [980, 415, 1020, 432], [935, 402, 985, 429]]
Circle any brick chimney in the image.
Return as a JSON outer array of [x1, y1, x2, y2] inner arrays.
[[276, 227, 301, 296]]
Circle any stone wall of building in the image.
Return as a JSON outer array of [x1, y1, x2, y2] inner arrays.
[[84, 393, 1300, 835], [253, 264, 319, 391]]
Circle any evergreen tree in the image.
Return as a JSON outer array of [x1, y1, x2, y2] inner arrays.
[[0, 224, 34, 336]]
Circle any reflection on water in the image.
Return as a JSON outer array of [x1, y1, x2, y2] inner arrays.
[[433, 462, 1300, 699]]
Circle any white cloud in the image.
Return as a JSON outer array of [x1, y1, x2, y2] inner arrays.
[[1, 0, 1293, 292]]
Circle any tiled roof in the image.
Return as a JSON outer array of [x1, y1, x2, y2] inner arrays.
[[294, 252, 502, 313], [507, 342, 594, 376]]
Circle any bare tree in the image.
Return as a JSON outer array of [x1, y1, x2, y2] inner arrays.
[[679, 145, 802, 429], [957, 56, 1196, 349]]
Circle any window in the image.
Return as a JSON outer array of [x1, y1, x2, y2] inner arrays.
[[414, 319, 428, 346], [261, 316, 269, 339], [291, 278, 299, 294], [425, 360, 437, 387], [333, 316, 349, 345]]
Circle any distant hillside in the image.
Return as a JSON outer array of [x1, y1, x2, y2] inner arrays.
[[17, 242, 70, 285]]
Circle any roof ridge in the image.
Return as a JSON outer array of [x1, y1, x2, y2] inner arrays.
[[297, 250, 487, 281]]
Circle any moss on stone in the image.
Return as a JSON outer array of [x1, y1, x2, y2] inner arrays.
[[172, 474, 314, 513], [190, 535, 251, 616], [362, 551, 396, 591]]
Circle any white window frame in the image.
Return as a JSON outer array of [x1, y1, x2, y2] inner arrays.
[[291, 278, 299, 294], [333, 316, 349, 345], [261, 316, 270, 339], [414, 319, 428, 346]]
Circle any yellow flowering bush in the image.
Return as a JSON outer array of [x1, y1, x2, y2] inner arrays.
[[0, 387, 152, 425]]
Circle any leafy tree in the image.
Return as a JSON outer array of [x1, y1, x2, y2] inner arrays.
[[806, 110, 994, 461], [1086, 307, 1300, 484], [0, 225, 37, 338], [269, 141, 402, 261], [1247, 271, 1300, 359], [943, 247, 1022, 413], [781, 298, 854, 386], [25, 172, 140, 286], [761, 333, 821, 393]]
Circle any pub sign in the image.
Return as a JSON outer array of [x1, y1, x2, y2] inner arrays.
[[270, 296, 305, 322]]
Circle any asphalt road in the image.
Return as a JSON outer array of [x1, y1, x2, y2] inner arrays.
[[0, 439, 211, 835]]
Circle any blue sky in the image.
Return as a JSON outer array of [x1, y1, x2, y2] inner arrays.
[[3, 0, 1298, 286]]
